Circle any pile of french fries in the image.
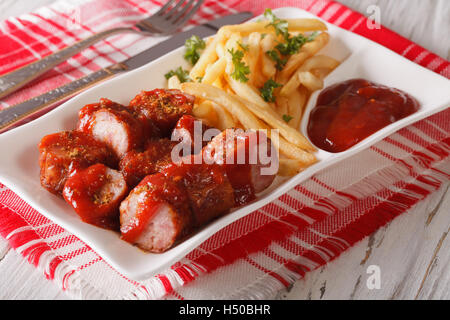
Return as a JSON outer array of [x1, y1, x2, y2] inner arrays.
[[167, 16, 340, 176]]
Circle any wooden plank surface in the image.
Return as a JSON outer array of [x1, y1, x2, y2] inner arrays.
[[0, 0, 448, 300], [278, 183, 450, 300]]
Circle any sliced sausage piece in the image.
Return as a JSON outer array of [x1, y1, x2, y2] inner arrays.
[[203, 129, 278, 205], [118, 138, 177, 188], [172, 114, 219, 156], [120, 162, 235, 253], [77, 98, 144, 160], [63, 164, 128, 230], [128, 89, 194, 137], [176, 162, 235, 226], [120, 173, 193, 252], [38, 131, 114, 195]]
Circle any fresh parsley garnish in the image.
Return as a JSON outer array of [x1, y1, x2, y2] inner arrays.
[[184, 35, 206, 65], [282, 114, 293, 123], [228, 48, 250, 83], [276, 32, 319, 55], [266, 49, 287, 71], [264, 8, 289, 38], [164, 67, 191, 83], [264, 9, 319, 70], [238, 41, 249, 52], [260, 79, 282, 102]]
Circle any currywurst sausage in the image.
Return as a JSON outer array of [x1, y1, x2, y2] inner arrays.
[[119, 130, 277, 252], [38, 131, 114, 195]]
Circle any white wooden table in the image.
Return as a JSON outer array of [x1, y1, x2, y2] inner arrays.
[[0, 0, 448, 300]]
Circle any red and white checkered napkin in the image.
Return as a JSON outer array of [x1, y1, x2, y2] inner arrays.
[[0, 0, 449, 299]]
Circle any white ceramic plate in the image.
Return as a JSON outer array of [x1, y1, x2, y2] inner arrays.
[[0, 8, 449, 281]]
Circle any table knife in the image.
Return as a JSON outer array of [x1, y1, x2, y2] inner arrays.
[[0, 12, 252, 134]]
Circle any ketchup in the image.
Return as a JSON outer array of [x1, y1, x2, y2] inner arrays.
[[307, 79, 420, 153]]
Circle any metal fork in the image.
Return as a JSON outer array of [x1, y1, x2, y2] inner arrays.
[[0, 0, 204, 100]]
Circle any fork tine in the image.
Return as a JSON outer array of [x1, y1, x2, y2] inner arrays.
[[135, 0, 203, 34], [155, 0, 177, 16], [167, 0, 196, 23], [172, 0, 204, 27], [163, 0, 187, 19]]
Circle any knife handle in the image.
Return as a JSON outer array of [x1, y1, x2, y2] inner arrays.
[[0, 27, 135, 100], [0, 64, 126, 134]]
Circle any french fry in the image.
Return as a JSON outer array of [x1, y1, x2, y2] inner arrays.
[[224, 32, 243, 75], [287, 87, 307, 129], [277, 32, 330, 84], [193, 100, 218, 126], [203, 63, 212, 77], [221, 19, 327, 35], [225, 84, 235, 95], [206, 37, 214, 46], [284, 19, 328, 32], [216, 41, 226, 58], [167, 75, 181, 90], [298, 71, 323, 91], [248, 123, 314, 163], [225, 77, 315, 151], [247, 32, 261, 85], [212, 76, 224, 89], [251, 58, 267, 88], [211, 102, 236, 130], [276, 96, 289, 117], [181, 82, 263, 130], [201, 57, 227, 85], [238, 95, 315, 151], [189, 29, 230, 80], [259, 126, 316, 164], [279, 73, 302, 97], [280, 54, 339, 96], [277, 137, 317, 164], [260, 33, 277, 79], [226, 76, 266, 109], [299, 54, 340, 72]]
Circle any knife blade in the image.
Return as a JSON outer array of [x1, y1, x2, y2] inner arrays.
[[0, 12, 252, 134]]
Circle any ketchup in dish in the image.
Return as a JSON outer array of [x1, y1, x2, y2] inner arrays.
[[307, 79, 420, 153]]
